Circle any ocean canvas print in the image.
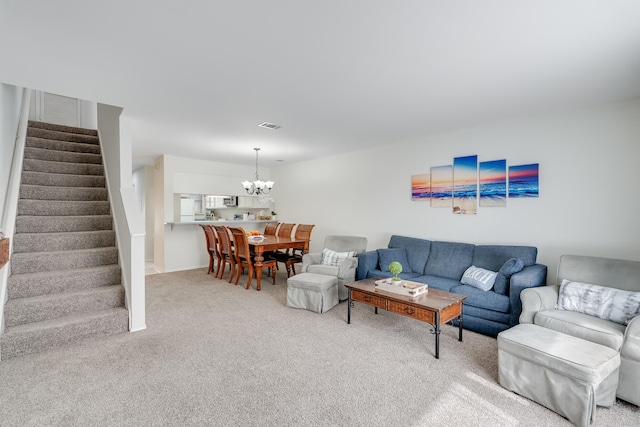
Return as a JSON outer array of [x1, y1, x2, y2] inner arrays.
[[479, 159, 507, 207], [453, 155, 477, 214], [430, 165, 453, 207], [411, 173, 431, 200], [509, 163, 539, 198]]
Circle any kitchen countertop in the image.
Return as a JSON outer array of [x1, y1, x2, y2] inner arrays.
[[165, 219, 276, 230]]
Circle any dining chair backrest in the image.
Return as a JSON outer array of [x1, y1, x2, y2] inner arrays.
[[277, 223, 295, 238], [229, 227, 251, 262], [293, 224, 315, 241], [213, 225, 232, 256], [206, 225, 220, 256], [264, 222, 278, 236]]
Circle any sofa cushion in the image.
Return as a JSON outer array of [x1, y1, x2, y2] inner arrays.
[[412, 275, 461, 292], [461, 266, 497, 291], [377, 248, 413, 273], [388, 235, 431, 274], [534, 309, 625, 351], [451, 284, 510, 313], [472, 245, 537, 270], [557, 279, 640, 326], [321, 248, 355, 266], [307, 264, 340, 277], [493, 258, 525, 295], [424, 241, 475, 280]]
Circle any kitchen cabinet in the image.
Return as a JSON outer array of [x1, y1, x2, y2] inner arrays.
[[205, 196, 226, 209], [237, 196, 272, 209]]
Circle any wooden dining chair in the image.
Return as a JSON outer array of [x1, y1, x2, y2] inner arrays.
[[229, 227, 277, 289], [208, 225, 225, 278], [273, 224, 315, 277], [271, 223, 296, 269], [277, 223, 295, 238], [213, 225, 236, 283], [199, 224, 219, 274], [263, 222, 278, 236]]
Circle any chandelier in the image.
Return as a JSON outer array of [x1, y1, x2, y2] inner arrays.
[[242, 148, 274, 195]]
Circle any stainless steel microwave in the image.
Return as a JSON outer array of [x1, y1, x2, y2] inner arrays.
[[223, 196, 237, 207]]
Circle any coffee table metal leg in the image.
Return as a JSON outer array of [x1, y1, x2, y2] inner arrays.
[[458, 312, 463, 342], [435, 312, 441, 359], [347, 290, 352, 324]]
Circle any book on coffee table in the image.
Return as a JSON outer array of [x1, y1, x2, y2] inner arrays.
[[374, 279, 428, 298]]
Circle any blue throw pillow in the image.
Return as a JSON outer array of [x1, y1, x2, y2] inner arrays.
[[493, 258, 524, 295], [377, 248, 413, 274]]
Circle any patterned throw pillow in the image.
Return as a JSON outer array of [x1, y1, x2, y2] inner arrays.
[[557, 279, 640, 325], [461, 266, 498, 291], [321, 248, 356, 266]]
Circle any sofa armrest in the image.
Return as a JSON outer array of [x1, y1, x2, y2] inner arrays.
[[301, 253, 322, 272], [622, 315, 640, 360], [338, 257, 358, 279], [356, 250, 379, 280], [508, 263, 548, 326], [519, 284, 559, 324]]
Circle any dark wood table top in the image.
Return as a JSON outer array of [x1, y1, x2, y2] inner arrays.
[[347, 278, 466, 311]]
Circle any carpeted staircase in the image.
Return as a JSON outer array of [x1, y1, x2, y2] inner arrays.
[[0, 121, 129, 360]]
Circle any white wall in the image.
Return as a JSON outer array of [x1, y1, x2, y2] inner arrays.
[[0, 83, 23, 226], [272, 98, 640, 281]]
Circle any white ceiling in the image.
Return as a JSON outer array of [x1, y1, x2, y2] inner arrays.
[[2, 1, 640, 169]]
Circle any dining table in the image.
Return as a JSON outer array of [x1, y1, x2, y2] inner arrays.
[[248, 235, 310, 290]]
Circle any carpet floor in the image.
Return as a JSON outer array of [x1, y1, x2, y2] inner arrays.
[[1, 268, 638, 426]]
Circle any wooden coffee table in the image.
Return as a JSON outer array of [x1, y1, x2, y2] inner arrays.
[[346, 278, 467, 359]]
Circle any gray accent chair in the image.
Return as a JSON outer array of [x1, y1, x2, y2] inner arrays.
[[520, 255, 640, 406], [301, 235, 368, 301]]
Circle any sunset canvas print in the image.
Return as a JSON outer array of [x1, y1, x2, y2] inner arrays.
[[430, 165, 453, 207], [453, 155, 478, 214], [479, 159, 507, 207], [411, 173, 431, 200], [509, 163, 539, 198]]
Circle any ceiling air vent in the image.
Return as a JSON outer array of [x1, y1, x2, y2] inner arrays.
[[258, 122, 281, 130]]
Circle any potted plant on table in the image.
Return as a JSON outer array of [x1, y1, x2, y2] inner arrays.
[[271, 211, 277, 221], [389, 261, 403, 285]]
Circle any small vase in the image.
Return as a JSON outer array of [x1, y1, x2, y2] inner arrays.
[[391, 278, 402, 286]]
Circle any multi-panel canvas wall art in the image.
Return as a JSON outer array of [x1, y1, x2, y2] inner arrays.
[[411, 173, 430, 201], [453, 155, 478, 214], [412, 156, 538, 214], [430, 165, 453, 207], [479, 159, 507, 207], [508, 163, 539, 198]]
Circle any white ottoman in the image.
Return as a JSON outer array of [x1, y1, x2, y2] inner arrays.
[[498, 324, 620, 427], [287, 273, 338, 313]]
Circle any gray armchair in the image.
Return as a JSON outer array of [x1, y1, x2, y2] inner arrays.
[[301, 235, 368, 301], [520, 255, 640, 406]]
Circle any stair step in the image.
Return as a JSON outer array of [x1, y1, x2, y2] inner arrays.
[[24, 146, 102, 165], [0, 307, 129, 360], [8, 264, 122, 299], [23, 158, 104, 176], [13, 230, 116, 253], [21, 170, 105, 188], [4, 285, 125, 327], [11, 246, 119, 274], [20, 184, 108, 201], [16, 215, 112, 233], [18, 200, 110, 216], [26, 127, 99, 144], [28, 120, 98, 136], [26, 136, 101, 155]]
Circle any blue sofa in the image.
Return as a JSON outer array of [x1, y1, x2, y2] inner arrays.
[[356, 235, 548, 337]]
